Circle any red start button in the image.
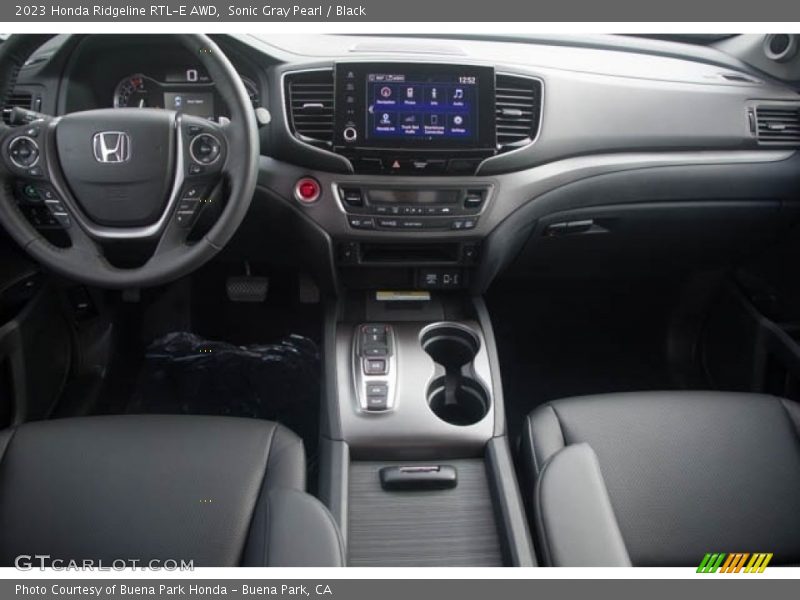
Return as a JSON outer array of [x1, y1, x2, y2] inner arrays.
[[294, 177, 321, 203]]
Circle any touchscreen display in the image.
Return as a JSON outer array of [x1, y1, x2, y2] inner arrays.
[[163, 92, 214, 119], [335, 63, 495, 151], [366, 73, 478, 142]]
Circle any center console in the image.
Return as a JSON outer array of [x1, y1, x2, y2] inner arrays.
[[276, 60, 541, 565], [319, 293, 536, 567]]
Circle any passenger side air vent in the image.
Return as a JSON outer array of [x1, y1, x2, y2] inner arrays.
[[755, 105, 800, 145], [285, 69, 334, 148], [2, 91, 33, 124], [495, 74, 542, 152]]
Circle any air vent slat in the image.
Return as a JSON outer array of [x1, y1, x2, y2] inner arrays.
[[755, 105, 800, 146], [2, 91, 33, 124], [495, 74, 542, 152], [285, 70, 334, 147]]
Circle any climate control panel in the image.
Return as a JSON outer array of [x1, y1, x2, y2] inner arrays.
[[337, 185, 490, 232]]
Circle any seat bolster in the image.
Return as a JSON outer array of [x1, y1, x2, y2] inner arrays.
[[521, 404, 566, 479], [244, 489, 345, 567], [535, 443, 631, 567], [264, 423, 306, 492], [781, 398, 800, 438], [0, 428, 13, 464]]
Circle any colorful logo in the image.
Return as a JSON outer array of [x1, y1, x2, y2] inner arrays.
[[697, 553, 773, 573]]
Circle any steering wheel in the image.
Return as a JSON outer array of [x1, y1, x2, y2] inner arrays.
[[0, 34, 259, 288]]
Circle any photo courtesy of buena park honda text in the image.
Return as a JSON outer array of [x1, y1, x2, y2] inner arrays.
[[0, 1, 799, 598]]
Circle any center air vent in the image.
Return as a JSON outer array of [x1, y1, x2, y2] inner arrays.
[[755, 105, 800, 145], [2, 90, 33, 124], [495, 74, 542, 152], [285, 69, 334, 148]]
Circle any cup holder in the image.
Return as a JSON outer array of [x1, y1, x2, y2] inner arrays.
[[421, 324, 490, 426]]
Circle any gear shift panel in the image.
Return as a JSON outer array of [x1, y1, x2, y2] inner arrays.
[[353, 323, 397, 412]]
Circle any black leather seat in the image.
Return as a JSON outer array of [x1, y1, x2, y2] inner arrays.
[[0, 415, 344, 567], [522, 391, 800, 567]]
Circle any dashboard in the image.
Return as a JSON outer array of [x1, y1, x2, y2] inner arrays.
[[6, 33, 800, 294]]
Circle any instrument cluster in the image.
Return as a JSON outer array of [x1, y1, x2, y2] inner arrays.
[[113, 67, 259, 119]]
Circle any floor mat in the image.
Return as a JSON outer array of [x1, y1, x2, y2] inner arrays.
[[191, 266, 321, 345], [125, 331, 321, 470]]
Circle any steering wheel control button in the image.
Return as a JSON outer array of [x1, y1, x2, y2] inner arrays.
[[176, 211, 197, 227], [40, 187, 57, 200], [47, 209, 71, 228], [178, 199, 200, 213], [22, 184, 40, 200], [8, 136, 40, 169], [294, 177, 321, 204], [16, 182, 69, 229], [189, 164, 204, 175], [175, 185, 207, 228], [189, 133, 222, 165], [19, 205, 58, 229], [44, 197, 66, 211]]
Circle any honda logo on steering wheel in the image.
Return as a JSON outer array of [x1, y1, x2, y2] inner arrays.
[[92, 131, 130, 163]]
